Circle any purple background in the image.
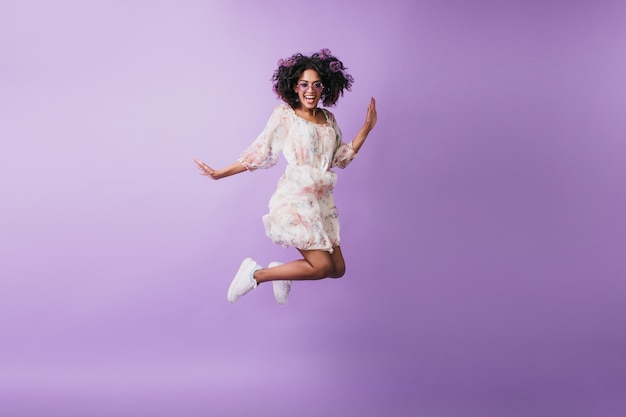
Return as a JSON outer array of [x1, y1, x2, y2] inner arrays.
[[2, 1, 625, 416]]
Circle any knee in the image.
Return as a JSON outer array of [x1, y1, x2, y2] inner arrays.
[[330, 264, 345, 279], [312, 261, 334, 279]]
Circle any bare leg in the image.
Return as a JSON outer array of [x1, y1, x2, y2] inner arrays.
[[253, 245, 346, 284], [328, 246, 346, 278]]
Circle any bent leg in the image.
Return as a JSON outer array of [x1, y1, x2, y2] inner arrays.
[[328, 245, 346, 278], [253, 249, 336, 284]]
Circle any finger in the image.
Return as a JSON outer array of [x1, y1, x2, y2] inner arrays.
[[196, 165, 211, 175], [195, 160, 211, 171]]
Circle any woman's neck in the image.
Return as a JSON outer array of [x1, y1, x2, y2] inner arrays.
[[297, 106, 318, 117]]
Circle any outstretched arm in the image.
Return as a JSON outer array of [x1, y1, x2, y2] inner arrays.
[[194, 105, 289, 180], [193, 158, 246, 180], [350, 97, 377, 153]]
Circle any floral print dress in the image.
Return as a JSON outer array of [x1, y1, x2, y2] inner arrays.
[[238, 104, 357, 253]]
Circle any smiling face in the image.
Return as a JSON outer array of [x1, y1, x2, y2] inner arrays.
[[294, 69, 324, 111]]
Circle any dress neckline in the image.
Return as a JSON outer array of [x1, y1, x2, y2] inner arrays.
[[287, 104, 330, 126]]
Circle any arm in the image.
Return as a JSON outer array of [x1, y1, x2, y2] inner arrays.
[[193, 105, 288, 180], [193, 158, 246, 180], [333, 97, 377, 168], [351, 97, 377, 153]]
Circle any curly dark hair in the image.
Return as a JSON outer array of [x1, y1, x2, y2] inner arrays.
[[272, 49, 354, 108]]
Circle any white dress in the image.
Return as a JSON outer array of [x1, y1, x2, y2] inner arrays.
[[238, 104, 357, 253]]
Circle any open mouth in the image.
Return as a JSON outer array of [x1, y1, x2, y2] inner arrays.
[[304, 94, 316, 104]]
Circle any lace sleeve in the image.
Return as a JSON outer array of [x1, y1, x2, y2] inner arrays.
[[238, 105, 289, 171], [333, 141, 357, 169], [329, 111, 357, 169]]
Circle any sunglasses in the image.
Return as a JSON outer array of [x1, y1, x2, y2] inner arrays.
[[296, 81, 324, 92]]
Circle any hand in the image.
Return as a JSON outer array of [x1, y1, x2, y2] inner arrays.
[[363, 97, 377, 132], [193, 158, 220, 180]]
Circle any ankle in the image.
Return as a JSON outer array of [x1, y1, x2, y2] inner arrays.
[[253, 268, 263, 284]]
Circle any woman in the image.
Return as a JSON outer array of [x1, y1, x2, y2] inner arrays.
[[194, 48, 377, 304]]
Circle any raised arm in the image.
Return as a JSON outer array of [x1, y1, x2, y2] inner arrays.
[[193, 158, 246, 180], [351, 97, 377, 153], [333, 97, 377, 169]]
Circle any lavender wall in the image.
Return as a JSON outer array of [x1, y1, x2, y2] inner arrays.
[[2, 1, 625, 416]]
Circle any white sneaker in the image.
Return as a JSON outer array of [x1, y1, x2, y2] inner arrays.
[[227, 258, 262, 303], [269, 261, 291, 305]]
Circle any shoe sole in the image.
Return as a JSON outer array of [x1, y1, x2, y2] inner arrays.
[[269, 262, 291, 305], [227, 257, 255, 303]]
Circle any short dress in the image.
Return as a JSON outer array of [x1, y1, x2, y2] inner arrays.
[[238, 104, 357, 253]]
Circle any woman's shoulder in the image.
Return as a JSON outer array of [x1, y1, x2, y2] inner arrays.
[[321, 107, 335, 116], [267, 103, 294, 120], [264, 103, 296, 129], [273, 103, 293, 114], [321, 108, 337, 124]]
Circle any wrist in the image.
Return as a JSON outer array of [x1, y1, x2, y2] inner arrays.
[[214, 168, 226, 179]]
